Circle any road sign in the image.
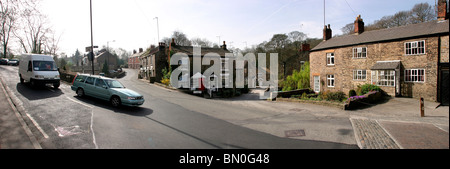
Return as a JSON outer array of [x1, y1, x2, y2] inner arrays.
[[85, 46, 98, 52]]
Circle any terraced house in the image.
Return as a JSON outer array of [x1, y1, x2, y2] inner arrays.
[[310, 0, 449, 105]]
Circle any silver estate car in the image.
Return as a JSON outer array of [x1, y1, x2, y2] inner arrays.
[[71, 74, 144, 107]]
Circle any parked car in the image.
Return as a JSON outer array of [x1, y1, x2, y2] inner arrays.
[[71, 74, 145, 107], [0, 58, 9, 65], [8, 59, 19, 66], [18, 54, 60, 89]]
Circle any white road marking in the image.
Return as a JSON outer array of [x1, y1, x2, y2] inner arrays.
[[66, 96, 98, 149], [66, 96, 94, 109], [26, 113, 50, 139]]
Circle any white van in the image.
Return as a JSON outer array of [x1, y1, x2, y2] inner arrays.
[[18, 54, 60, 89]]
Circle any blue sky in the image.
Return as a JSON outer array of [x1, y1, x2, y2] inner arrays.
[[38, 0, 440, 56]]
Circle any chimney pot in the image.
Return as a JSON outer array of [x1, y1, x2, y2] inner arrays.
[[354, 15, 365, 34], [221, 41, 227, 50], [438, 0, 449, 21], [323, 25, 332, 41], [139, 48, 143, 53]]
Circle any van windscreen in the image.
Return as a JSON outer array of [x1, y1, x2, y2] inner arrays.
[[33, 61, 57, 71]]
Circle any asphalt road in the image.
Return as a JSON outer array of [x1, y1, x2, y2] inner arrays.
[[0, 65, 357, 149]]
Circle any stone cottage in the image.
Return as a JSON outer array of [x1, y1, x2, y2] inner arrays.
[[310, 0, 449, 105]]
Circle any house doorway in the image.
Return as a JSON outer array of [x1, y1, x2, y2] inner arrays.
[[313, 76, 320, 93], [440, 68, 449, 106]]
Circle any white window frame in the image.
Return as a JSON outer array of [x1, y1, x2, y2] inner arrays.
[[327, 53, 335, 66], [405, 40, 426, 55], [327, 74, 335, 88], [371, 70, 396, 87], [353, 70, 367, 81], [405, 69, 425, 83], [353, 47, 367, 58]]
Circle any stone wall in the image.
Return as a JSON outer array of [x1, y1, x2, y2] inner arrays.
[[441, 35, 449, 63], [310, 36, 444, 101]]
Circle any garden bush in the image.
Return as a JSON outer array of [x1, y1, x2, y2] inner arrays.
[[349, 90, 357, 97], [326, 91, 346, 102], [359, 84, 381, 95]]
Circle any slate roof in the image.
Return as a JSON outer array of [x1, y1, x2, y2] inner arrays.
[[371, 61, 401, 70], [171, 46, 230, 57], [311, 20, 449, 51]]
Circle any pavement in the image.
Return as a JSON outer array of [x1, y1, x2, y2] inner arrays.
[[1, 73, 448, 149], [0, 77, 40, 149]]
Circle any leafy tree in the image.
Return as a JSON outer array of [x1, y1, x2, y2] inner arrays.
[[102, 59, 109, 75], [282, 61, 310, 91]]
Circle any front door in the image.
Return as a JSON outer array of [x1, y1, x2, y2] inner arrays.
[[441, 69, 449, 106], [314, 76, 320, 93]]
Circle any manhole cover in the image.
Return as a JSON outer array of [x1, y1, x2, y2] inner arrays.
[[285, 129, 305, 137], [289, 108, 304, 112]]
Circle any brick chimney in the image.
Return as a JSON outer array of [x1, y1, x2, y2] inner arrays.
[[170, 38, 176, 46], [221, 41, 227, 50], [139, 48, 143, 53], [438, 0, 449, 21], [158, 42, 166, 50], [133, 50, 137, 54], [354, 15, 365, 34], [323, 24, 332, 41], [301, 43, 310, 52]]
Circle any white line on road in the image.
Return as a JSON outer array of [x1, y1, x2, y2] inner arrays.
[[66, 96, 94, 109], [26, 112, 49, 139], [66, 96, 98, 149]]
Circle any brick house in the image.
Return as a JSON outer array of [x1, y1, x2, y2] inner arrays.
[[310, 1, 449, 105], [139, 39, 232, 86], [128, 48, 144, 69]]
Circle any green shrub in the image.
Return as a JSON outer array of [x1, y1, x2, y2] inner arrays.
[[301, 92, 308, 99], [359, 84, 381, 95], [326, 91, 346, 102], [349, 90, 357, 97]]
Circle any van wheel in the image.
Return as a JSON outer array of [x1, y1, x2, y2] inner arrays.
[[30, 79, 36, 88], [53, 83, 60, 89], [20, 75, 24, 84], [111, 96, 121, 107], [77, 88, 85, 97]]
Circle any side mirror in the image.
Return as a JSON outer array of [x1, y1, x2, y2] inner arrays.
[[102, 85, 108, 89]]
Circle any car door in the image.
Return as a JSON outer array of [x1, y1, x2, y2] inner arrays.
[[84, 77, 96, 97], [94, 79, 110, 100]]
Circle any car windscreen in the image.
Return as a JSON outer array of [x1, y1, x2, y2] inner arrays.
[[104, 79, 125, 88], [33, 61, 58, 71]]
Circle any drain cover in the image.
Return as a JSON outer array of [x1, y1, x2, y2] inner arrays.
[[285, 129, 305, 137]]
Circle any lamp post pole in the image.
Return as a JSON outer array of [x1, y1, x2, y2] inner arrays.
[[154, 17, 160, 43], [90, 0, 95, 75]]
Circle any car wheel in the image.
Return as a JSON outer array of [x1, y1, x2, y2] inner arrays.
[[77, 88, 85, 97], [111, 96, 121, 107]]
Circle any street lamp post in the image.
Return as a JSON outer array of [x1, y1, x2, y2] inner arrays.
[[154, 17, 160, 43], [216, 36, 221, 48], [90, 0, 95, 75]]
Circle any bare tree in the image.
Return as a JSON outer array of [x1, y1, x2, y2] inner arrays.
[[43, 30, 62, 57], [1, 0, 19, 58], [14, 0, 51, 54], [171, 31, 191, 46], [410, 3, 436, 24], [191, 37, 212, 47]]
